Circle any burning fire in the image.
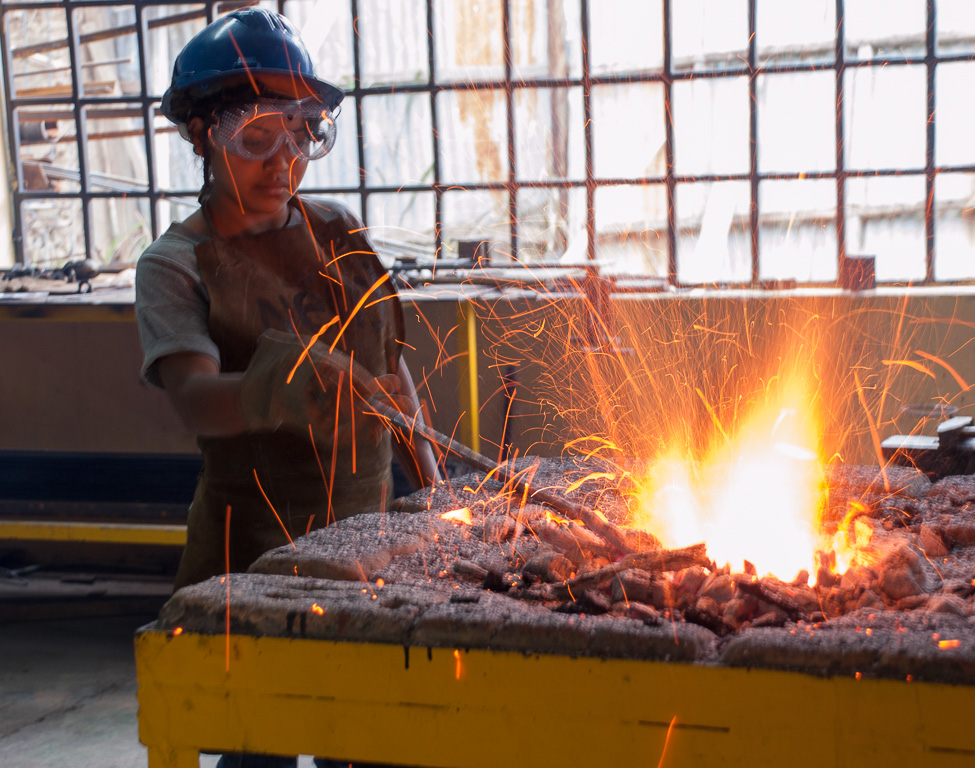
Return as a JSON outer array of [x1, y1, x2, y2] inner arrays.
[[629, 375, 833, 583], [441, 508, 473, 525]]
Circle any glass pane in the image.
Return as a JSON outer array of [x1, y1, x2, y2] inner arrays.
[[441, 189, 511, 263], [434, 0, 505, 83], [362, 94, 434, 187], [73, 6, 140, 98], [673, 76, 749, 175], [152, 107, 198, 193], [357, 0, 428, 87], [845, 175, 926, 283], [515, 87, 584, 182], [934, 174, 975, 282], [516, 186, 586, 263], [300, 97, 362, 190], [593, 184, 668, 276], [437, 89, 508, 184], [365, 191, 436, 259], [671, 0, 748, 72], [84, 104, 149, 192], [144, 5, 208, 98], [843, 65, 926, 170], [284, 0, 355, 89], [589, 0, 663, 76], [5, 7, 71, 100], [675, 181, 751, 284], [16, 107, 80, 194], [592, 83, 666, 180], [512, 0, 582, 80], [757, 71, 835, 173], [89, 197, 152, 266], [845, 0, 925, 59], [937, 0, 975, 55], [756, 0, 835, 65], [758, 179, 837, 282], [936, 62, 975, 168], [22, 199, 85, 267]]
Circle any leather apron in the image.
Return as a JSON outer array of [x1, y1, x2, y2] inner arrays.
[[173, 199, 404, 590]]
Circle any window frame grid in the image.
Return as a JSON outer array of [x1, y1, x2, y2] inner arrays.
[[0, 0, 969, 285]]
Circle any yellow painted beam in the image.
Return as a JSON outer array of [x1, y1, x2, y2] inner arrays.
[[136, 628, 975, 768], [0, 520, 186, 545], [456, 299, 480, 452]]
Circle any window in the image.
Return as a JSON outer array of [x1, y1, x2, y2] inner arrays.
[[1, 0, 972, 284]]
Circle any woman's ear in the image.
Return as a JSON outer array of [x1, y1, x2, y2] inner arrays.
[[185, 117, 206, 157]]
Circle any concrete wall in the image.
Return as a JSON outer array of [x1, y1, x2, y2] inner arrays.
[[2, 289, 973, 468]]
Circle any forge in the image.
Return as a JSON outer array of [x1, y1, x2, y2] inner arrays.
[[137, 456, 975, 767]]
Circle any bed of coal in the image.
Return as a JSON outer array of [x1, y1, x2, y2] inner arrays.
[[155, 458, 975, 685]]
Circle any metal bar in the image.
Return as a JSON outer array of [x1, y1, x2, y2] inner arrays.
[[64, 4, 93, 263], [503, 0, 516, 262], [455, 299, 480, 453], [663, 0, 676, 283], [925, 0, 937, 283], [350, 0, 367, 228], [426, 0, 443, 262], [580, 0, 594, 264], [748, 0, 759, 285], [835, 0, 847, 269], [0, 520, 187, 545]]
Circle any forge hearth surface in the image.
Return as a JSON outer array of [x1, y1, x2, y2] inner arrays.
[[155, 460, 975, 685]]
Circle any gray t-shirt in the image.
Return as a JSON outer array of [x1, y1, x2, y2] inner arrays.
[[134, 220, 217, 388]]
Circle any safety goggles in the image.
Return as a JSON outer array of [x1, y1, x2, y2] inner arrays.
[[208, 97, 340, 162]]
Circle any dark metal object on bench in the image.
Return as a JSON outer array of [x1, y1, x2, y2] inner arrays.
[[881, 416, 975, 478]]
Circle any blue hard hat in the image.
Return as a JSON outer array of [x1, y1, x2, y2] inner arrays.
[[160, 8, 344, 125]]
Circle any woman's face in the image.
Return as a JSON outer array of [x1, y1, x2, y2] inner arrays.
[[189, 75, 318, 232]]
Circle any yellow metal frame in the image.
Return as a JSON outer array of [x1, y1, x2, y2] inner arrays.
[[0, 520, 186, 545], [456, 299, 480, 453], [136, 628, 975, 768]]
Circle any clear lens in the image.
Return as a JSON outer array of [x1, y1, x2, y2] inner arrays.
[[210, 98, 338, 161]]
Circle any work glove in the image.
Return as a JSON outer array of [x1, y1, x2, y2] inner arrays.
[[238, 329, 407, 436]]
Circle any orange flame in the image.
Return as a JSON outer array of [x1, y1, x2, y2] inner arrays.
[[630, 373, 830, 582], [441, 508, 473, 525]]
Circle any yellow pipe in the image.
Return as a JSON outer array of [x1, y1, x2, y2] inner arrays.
[[456, 299, 480, 452], [136, 628, 975, 768], [0, 520, 186, 545]]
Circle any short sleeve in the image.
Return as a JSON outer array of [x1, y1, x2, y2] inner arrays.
[[135, 227, 221, 388]]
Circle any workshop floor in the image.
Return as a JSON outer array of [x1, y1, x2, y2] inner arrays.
[[0, 572, 323, 768]]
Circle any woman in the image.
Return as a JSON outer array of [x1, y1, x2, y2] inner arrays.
[[135, 13, 437, 764]]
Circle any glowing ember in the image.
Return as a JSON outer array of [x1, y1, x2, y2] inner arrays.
[[441, 508, 473, 525], [629, 376, 831, 582], [939, 639, 961, 650]]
